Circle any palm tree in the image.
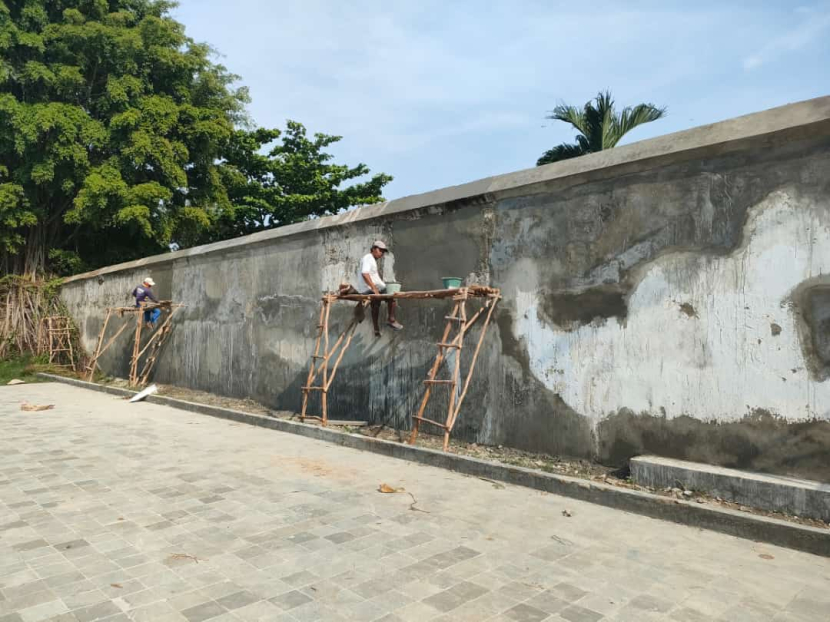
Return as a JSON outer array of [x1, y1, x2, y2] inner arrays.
[[537, 91, 666, 166]]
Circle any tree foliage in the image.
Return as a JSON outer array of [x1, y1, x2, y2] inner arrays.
[[206, 122, 392, 243], [0, 1, 391, 275], [537, 91, 666, 166], [0, 0, 249, 274]]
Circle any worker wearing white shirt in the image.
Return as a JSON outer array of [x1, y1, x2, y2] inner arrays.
[[356, 240, 403, 336]]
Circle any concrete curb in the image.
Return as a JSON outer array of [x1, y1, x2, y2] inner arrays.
[[631, 455, 830, 523], [39, 373, 830, 558]]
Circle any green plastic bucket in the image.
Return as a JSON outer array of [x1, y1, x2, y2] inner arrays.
[[442, 277, 462, 289], [386, 282, 402, 294]]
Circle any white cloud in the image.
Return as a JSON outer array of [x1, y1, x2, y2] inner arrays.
[[743, 8, 830, 70]]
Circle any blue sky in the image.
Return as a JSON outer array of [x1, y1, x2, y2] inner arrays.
[[174, 1, 830, 200]]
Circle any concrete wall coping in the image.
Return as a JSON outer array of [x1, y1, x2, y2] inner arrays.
[[63, 96, 830, 284]]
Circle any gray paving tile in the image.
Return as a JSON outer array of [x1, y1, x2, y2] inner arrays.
[[71, 601, 121, 622], [503, 603, 550, 622], [422, 581, 488, 613], [180, 601, 226, 622], [54, 540, 90, 553], [285, 532, 317, 544], [427, 547, 481, 571], [281, 571, 319, 588], [531, 544, 572, 562], [44, 572, 86, 589], [527, 591, 568, 614], [269, 590, 313, 610], [324, 532, 355, 545], [1, 587, 58, 612], [16, 599, 68, 622], [559, 604, 603, 622], [13, 539, 50, 552], [11, 580, 50, 598], [785, 597, 829, 620], [550, 583, 588, 603], [670, 607, 710, 622], [144, 521, 174, 532], [213, 591, 259, 611]]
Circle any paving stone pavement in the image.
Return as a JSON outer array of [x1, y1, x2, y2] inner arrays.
[[1, 383, 829, 622]]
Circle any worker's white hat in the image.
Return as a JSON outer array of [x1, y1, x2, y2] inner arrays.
[[143, 277, 155, 286], [372, 240, 388, 251]]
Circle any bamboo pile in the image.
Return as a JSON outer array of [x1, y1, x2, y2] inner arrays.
[[0, 275, 85, 366]]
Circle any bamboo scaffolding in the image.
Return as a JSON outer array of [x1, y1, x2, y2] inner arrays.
[[300, 287, 500, 450], [85, 301, 183, 386]]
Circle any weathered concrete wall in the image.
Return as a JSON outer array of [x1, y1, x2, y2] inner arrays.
[[62, 97, 830, 481]]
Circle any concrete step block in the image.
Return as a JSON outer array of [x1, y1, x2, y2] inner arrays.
[[631, 455, 830, 522]]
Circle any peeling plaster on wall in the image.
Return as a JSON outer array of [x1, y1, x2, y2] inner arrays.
[[515, 189, 830, 428], [789, 278, 830, 381]]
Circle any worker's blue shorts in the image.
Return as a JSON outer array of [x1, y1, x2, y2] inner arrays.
[[143, 308, 161, 324]]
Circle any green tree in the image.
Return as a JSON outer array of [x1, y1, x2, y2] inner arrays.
[[205, 121, 392, 242], [537, 91, 666, 166], [0, 0, 248, 275]]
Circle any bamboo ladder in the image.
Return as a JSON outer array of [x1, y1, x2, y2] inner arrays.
[[300, 295, 367, 424], [42, 316, 76, 370], [409, 287, 500, 450]]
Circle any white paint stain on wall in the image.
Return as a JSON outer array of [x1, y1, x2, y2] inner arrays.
[[513, 189, 830, 425]]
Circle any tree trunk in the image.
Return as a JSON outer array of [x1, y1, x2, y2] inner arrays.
[[24, 224, 47, 276], [2, 225, 48, 276]]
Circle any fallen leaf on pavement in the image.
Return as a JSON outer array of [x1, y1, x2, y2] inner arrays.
[[21, 402, 54, 412], [378, 483, 428, 513], [759, 553, 774, 560], [110, 583, 122, 588], [562, 509, 573, 518]]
